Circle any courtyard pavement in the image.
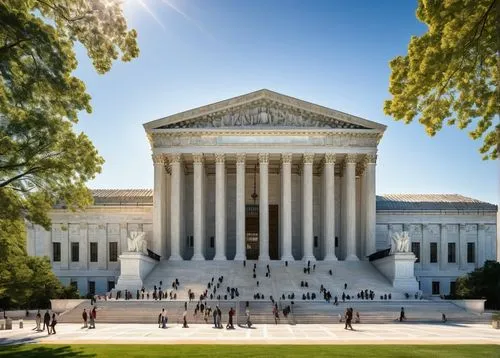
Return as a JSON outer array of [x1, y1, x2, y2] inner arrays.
[[0, 322, 498, 345]]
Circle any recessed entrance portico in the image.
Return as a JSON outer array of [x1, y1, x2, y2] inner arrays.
[[144, 89, 385, 262]]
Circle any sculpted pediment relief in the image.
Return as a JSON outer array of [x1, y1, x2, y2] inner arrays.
[[157, 102, 367, 130]]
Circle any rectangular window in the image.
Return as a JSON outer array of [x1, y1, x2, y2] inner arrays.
[[88, 281, 95, 295], [450, 281, 456, 296], [52, 242, 61, 262], [447, 242, 456, 263], [467, 242, 475, 263], [430, 242, 438, 263], [70, 280, 78, 291], [90, 242, 98, 262], [187, 236, 193, 248], [314, 236, 318, 248], [71, 242, 79, 262], [432, 281, 440, 295], [109, 242, 118, 262], [411, 242, 420, 263], [107, 281, 115, 292], [210, 237, 214, 248], [335, 237, 339, 248]]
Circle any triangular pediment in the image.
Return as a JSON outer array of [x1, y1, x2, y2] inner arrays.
[[143, 89, 386, 131]]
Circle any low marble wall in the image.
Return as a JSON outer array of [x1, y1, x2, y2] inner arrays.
[[451, 299, 486, 314], [50, 299, 86, 313]]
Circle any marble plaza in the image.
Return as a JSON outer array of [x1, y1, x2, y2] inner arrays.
[[1, 323, 499, 345]]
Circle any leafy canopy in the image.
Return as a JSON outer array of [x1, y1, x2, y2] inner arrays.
[[455, 260, 500, 310], [384, 0, 499, 160], [0, 0, 139, 228]]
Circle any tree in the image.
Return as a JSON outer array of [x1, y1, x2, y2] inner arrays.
[[455, 260, 500, 309], [384, 0, 498, 160], [0, 0, 139, 229], [0, 219, 78, 310]]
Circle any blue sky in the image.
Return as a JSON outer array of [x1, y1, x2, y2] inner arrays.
[[74, 0, 498, 204]]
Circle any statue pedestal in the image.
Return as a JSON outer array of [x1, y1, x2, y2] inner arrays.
[[115, 252, 158, 292], [372, 252, 419, 293]]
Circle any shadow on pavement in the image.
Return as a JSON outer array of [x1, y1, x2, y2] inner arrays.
[[0, 344, 96, 357]]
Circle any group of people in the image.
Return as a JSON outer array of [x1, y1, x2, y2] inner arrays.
[[32, 310, 57, 334], [81, 307, 97, 329]]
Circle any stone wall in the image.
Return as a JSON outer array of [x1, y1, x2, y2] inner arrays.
[[375, 212, 497, 295]]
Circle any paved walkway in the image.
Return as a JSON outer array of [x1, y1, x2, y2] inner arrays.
[[1, 322, 498, 345]]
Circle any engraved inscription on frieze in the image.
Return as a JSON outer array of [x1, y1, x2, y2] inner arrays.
[[159, 102, 366, 129]]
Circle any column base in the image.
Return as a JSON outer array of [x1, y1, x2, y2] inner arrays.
[[169, 253, 183, 261], [233, 254, 246, 261], [302, 255, 316, 263], [191, 253, 205, 261], [213, 255, 227, 261], [323, 255, 338, 262], [258, 254, 270, 261], [345, 254, 359, 261], [281, 255, 294, 262]]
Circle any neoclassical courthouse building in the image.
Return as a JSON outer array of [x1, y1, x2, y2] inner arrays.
[[25, 90, 498, 297]]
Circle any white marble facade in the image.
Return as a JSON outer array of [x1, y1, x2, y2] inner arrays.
[[25, 90, 498, 296]]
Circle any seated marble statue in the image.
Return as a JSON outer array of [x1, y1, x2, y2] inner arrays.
[[127, 231, 148, 254], [390, 231, 411, 254]]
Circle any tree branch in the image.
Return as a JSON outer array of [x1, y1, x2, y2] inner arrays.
[[0, 166, 43, 188]]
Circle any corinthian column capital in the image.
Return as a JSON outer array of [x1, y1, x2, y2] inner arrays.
[[364, 154, 377, 165], [215, 153, 225, 164], [303, 153, 314, 164], [258, 153, 269, 164], [281, 153, 293, 164], [167, 153, 182, 163], [152, 154, 167, 165], [324, 153, 336, 165], [192, 153, 205, 164], [236, 153, 246, 164]]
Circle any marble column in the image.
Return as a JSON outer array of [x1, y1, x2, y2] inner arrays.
[[258, 153, 270, 261], [214, 153, 227, 261], [169, 153, 182, 260], [459, 224, 466, 270], [477, 224, 485, 268], [439, 224, 447, 271], [281, 153, 294, 261], [152, 154, 167, 258], [192, 153, 205, 261], [234, 153, 246, 261], [302, 153, 315, 262], [323, 153, 337, 261], [364, 154, 377, 258], [344, 154, 358, 261]]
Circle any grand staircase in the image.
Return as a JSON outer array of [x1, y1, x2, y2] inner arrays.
[[57, 261, 489, 325]]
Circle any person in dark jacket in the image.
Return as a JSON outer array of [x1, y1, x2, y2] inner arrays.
[[43, 310, 51, 333], [50, 313, 57, 334]]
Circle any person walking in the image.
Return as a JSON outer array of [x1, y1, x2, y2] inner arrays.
[[399, 307, 406, 322], [82, 308, 88, 328], [344, 308, 353, 330], [50, 313, 57, 334], [216, 306, 222, 328], [226, 307, 235, 329], [34, 310, 41, 331], [246, 306, 252, 328], [43, 310, 51, 333], [273, 304, 280, 325], [89, 307, 96, 329], [183, 309, 188, 328], [213, 306, 218, 328]]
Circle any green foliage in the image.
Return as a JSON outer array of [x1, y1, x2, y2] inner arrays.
[[0, 1, 138, 308], [455, 260, 500, 309], [384, 0, 499, 160], [0, 219, 79, 309], [0, 0, 139, 229], [1, 344, 499, 358]]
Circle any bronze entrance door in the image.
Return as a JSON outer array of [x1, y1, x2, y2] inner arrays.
[[245, 205, 279, 260]]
